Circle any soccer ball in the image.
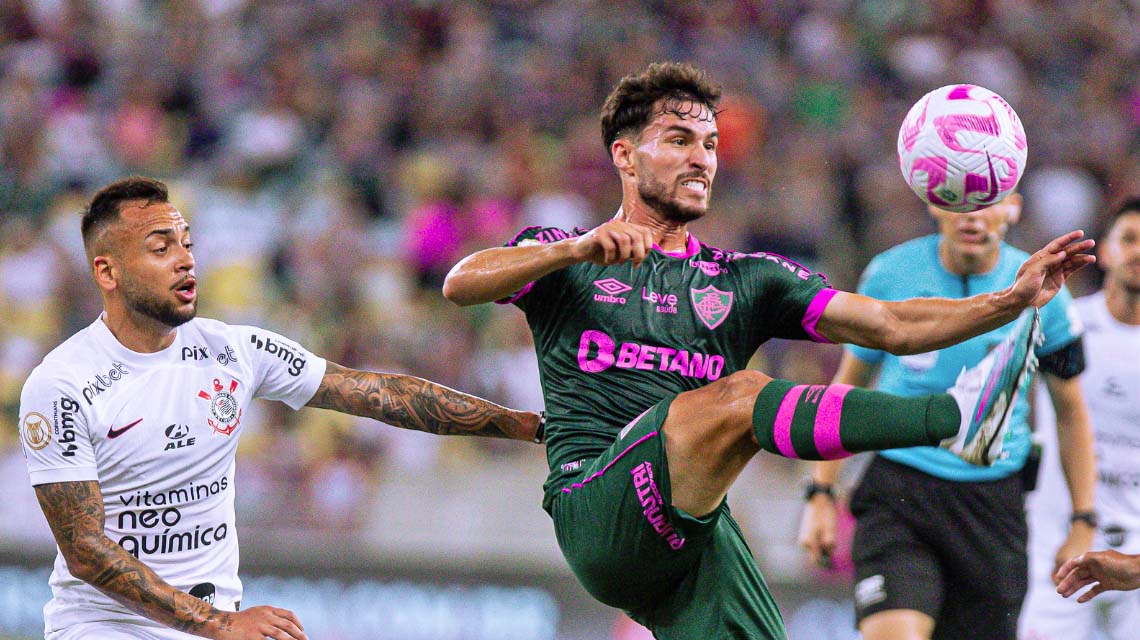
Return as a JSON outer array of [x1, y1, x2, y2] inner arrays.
[[897, 84, 1027, 213]]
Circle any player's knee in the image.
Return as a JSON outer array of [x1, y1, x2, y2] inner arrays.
[[711, 370, 772, 406], [690, 370, 772, 430]]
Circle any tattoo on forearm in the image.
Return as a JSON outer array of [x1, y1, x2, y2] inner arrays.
[[34, 481, 227, 633], [309, 363, 532, 439]]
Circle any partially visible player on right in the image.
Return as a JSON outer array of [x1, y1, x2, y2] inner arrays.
[[1021, 198, 1140, 639]]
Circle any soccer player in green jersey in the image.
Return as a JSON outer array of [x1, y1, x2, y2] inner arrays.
[[443, 62, 1095, 639]]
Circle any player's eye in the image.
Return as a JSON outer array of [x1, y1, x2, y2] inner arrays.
[[153, 246, 167, 254]]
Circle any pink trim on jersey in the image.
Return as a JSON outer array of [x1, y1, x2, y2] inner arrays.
[[772, 385, 807, 458], [653, 233, 701, 259], [814, 384, 852, 459], [561, 430, 659, 494], [496, 281, 535, 305], [802, 288, 838, 343], [507, 225, 545, 246]]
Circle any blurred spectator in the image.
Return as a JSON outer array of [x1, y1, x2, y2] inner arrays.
[[0, 1, 1134, 583]]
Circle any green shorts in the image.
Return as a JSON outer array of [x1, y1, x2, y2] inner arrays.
[[547, 397, 787, 639]]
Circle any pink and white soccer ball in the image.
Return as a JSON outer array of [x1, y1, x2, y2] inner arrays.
[[897, 84, 1028, 213]]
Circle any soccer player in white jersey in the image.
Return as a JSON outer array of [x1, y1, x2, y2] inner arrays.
[[17, 176, 544, 640], [1021, 198, 1140, 639]]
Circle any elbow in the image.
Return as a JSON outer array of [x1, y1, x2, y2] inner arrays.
[[441, 274, 478, 307], [884, 336, 918, 356], [60, 535, 109, 583], [877, 322, 921, 355]]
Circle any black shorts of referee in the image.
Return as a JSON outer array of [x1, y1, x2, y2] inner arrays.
[[849, 455, 1027, 640]]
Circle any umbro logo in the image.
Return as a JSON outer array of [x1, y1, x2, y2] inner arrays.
[[107, 418, 143, 439], [593, 278, 631, 305]]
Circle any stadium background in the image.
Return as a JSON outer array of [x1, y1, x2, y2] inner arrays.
[[0, 1, 1136, 638]]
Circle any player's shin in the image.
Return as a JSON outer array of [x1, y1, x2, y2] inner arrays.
[[751, 380, 959, 460]]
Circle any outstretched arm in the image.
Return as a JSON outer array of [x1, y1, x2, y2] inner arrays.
[[34, 481, 306, 640], [307, 362, 544, 442], [816, 231, 1095, 354], [442, 219, 657, 306]]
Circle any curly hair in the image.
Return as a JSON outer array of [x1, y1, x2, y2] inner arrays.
[[600, 61, 722, 152]]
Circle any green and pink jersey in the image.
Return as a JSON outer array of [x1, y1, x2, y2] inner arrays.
[[500, 225, 835, 504]]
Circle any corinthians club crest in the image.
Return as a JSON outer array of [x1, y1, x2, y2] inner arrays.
[[691, 285, 734, 330], [198, 377, 242, 436]]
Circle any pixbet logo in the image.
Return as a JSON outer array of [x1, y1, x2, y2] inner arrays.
[[181, 345, 210, 361], [82, 362, 128, 405]]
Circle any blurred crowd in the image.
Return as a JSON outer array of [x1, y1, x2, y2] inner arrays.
[[1, 0, 1138, 576]]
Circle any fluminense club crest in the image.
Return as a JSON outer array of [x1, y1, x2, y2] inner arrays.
[[691, 285, 734, 330], [198, 377, 242, 436]]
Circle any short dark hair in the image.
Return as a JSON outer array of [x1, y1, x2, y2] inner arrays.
[[81, 176, 170, 251], [600, 61, 722, 152], [1110, 197, 1140, 222]]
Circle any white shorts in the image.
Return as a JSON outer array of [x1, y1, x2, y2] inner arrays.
[[47, 620, 203, 640]]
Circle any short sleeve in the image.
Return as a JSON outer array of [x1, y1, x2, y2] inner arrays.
[[1038, 284, 1083, 357], [497, 226, 583, 310], [242, 328, 327, 410], [745, 252, 833, 342], [18, 368, 99, 486]]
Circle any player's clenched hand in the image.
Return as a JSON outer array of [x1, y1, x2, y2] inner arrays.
[[572, 219, 657, 267], [212, 606, 307, 640], [797, 496, 837, 569], [1055, 550, 1140, 602], [1009, 230, 1096, 308]]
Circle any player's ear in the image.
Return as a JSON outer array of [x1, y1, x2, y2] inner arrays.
[[1003, 192, 1022, 225], [612, 138, 635, 176], [92, 255, 117, 292]]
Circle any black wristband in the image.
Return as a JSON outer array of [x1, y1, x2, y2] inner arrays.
[[1070, 511, 1098, 528], [804, 482, 835, 502], [534, 411, 546, 444]]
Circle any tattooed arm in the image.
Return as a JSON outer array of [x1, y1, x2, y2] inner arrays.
[[307, 362, 544, 442], [34, 481, 306, 640]]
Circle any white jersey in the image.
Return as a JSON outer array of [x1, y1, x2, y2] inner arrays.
[[1021, 291, 1140, 640], [18, 316, 325, 633]]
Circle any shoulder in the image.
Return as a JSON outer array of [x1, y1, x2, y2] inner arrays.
[[712, 247, 819, 280], [31, 325, 100, 384], [1074, 292, 1103, 314], [506, 225, 587, 247], [20, 353, 86, 407]]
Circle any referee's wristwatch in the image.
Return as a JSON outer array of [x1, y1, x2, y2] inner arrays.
[[803, 481, 836, 502], [1070, 510, 1098, 529]]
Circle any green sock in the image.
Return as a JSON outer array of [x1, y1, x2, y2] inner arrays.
[[752, 380, 960, 460]]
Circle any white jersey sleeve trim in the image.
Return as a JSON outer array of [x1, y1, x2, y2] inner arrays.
[[29, 466, 99, 486]]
